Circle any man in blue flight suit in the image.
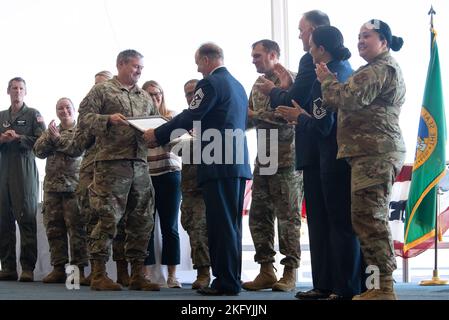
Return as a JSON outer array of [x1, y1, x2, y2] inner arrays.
[[144, 42, 251, 295]]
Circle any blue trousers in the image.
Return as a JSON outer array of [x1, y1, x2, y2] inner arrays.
[[145, 171, 181, 266], [202, 177, 246, 294], [304, 161, 363, 297]]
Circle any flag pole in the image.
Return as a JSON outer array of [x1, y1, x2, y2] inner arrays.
[[420, 6, 448, 286], [420, 186, 448, 285]]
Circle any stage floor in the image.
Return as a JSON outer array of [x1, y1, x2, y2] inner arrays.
[[0, 281, 448, 300]]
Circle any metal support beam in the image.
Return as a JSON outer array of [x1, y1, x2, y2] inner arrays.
[[271, 0, 290, 68]]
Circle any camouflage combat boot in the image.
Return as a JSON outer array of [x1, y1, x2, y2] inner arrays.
[[353, 274, 397, 300], [78, 266, 90, 286], [128, 261, 160, 291], [43, 265, 66, 283], [192, 266, 211, 290], [272, 266, 296, 292], [116, 260, 130, 287], [90, 260, 122, 291], [242, 263, 277, 291]]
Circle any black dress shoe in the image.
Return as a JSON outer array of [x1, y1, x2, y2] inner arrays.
[[295, 288, 331, 300], [197, 287, 239, 296], [319, 293, 352, 301]]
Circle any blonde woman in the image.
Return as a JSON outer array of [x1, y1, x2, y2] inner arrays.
[[142, 80, 182, 288]]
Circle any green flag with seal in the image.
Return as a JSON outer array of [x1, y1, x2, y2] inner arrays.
[[404, 27, 447, 254]]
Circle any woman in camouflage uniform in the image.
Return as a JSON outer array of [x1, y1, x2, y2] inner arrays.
[[34, 98, 88, 285], [316, 19, 406, 300]]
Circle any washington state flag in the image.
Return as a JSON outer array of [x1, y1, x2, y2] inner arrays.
[[404, 28, 447, 253]]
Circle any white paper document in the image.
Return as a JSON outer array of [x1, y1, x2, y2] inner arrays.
[[127, 116, 168, 132]]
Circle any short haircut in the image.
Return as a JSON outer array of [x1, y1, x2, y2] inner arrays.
[[7, 77, 26, 91], [197, 43, 224, 60], [116, 49, 144, 65], [95, 70, 113, 79], [252, 39, 280, 58], [184, 79, 199, 88], [303, 10, 330, 28]]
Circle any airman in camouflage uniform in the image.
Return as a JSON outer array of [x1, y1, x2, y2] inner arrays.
[[318, 20, 406, 300], [242, 40, 303, 292], [33, 97, 88, 285], [77, 49, 158, 291], [179, 79, 211, 289], [54, 72, 129, 287]]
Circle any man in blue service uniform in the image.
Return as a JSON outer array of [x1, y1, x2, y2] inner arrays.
[[144, 42, 251, 295]]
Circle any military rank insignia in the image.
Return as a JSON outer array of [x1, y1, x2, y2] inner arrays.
[[312, 97, 326, 119], [189, 88, 204, 110]]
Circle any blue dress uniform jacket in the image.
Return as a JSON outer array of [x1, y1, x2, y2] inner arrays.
[[155, 67, 252, 184], [297, 59, 353, 173], [155, 66, 251, 294], [269, 53, 318, 170]]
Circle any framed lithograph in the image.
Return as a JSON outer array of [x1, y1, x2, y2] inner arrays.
[[126, 115, 169, 132]]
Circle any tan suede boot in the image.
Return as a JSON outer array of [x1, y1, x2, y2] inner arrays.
[[43, 265, 66, 283], [78, 266, 90, 286], [128, 261, 160, 291], [19, 270, 34, 282], [116, 260, 130, 287], [192, 266, 211, 290], [353, 274, 397, 300], [242, 263, 277, 291], [272, 266, 296, 292], [90, 260, 122, 291]]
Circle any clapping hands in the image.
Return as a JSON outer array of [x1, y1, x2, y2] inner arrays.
[[275, 99, 310, 125], [273, 63, 294, 89], [48, 120, 60, 142], [315, 62, 336, 83]]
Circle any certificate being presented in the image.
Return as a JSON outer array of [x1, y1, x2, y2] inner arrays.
[[127, 115, 168, 132]]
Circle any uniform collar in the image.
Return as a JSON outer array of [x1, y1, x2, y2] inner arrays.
[[9, 103, 27, 113], [58, 121, 76, 132], [9, 103, 28, 121], [371, 51, 390, 63], [111, 76, 143, 95], [210, 66, 226, 75], [264, 71, 278, 83]]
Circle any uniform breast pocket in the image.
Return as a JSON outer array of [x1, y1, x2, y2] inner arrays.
[[103, 95, 125, 115], [113, 96, 130, 116], [13, 120, 28, 134]]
